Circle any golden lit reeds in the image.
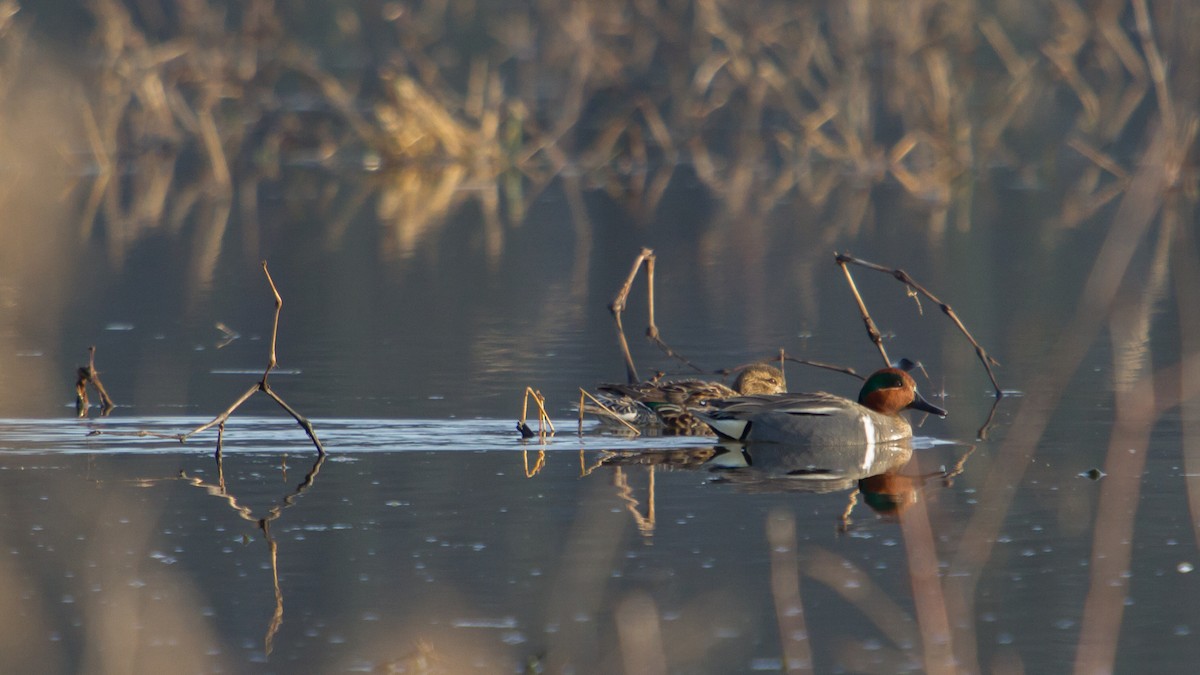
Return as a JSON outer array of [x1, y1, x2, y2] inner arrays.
[[29, 0, 1190, 274]]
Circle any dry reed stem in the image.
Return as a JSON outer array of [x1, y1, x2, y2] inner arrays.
[[609, 247, 655, 384], [780, 355, 864, 381], [1067, 137, 1129, 180], [517, 386, 555, 438], [608, 248, 704, 384], [75, 345, 116, 417], [835, 252, 1003, 397], [1131, 0, 1175, 137], [578, 388, 642, 435], [87, 262, 325, 455], [834, 256, 890, 367]]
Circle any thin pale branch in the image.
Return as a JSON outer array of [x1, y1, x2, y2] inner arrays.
[[835, 256, 891, 366], [579, 388, 642, 435], [89, 262, 324, 454], [782, 355, 864, 381], [609, 247, 654, 384], [262, 384, 326, 454], [608, 248, 705, 382], [518, 387, 556, 439], [180, 383, 260, 441], [836, 252, 1003, 398], [262, 260, 282, 377]]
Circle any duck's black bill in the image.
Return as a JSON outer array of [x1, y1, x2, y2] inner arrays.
[[908, 391, 947, 417]]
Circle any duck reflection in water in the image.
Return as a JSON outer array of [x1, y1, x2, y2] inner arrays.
[[599, 438, 972, 533], [703, 439, 915, 494]]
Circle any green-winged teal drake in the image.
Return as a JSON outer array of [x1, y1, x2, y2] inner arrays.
[[693, 367, 945, 444]]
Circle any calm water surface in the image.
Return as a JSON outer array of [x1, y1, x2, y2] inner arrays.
[[2, 406, 1198, 673]]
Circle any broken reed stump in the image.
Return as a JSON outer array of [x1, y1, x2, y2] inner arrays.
[[75, 345, 115, 417], [834, 252, 1004, 398], [88, 261, 325, 456], [517, 386, 555, 439]]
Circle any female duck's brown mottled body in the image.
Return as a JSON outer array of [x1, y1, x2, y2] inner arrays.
[[592, 364, 786, 435]]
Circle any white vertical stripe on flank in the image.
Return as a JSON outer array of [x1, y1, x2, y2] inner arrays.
[[860, 414, 876, 471]]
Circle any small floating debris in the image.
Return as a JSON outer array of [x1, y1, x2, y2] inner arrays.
[[1080, 468, 1106, 480], [104, 322, 135, 331]]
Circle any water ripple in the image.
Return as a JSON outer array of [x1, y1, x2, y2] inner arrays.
[[0, 417, 714, 455]]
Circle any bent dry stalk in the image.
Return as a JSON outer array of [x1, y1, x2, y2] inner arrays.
[[608, 247, 705, 385], [88, 261, 326, 456], [75, 345, 115, 417], [518, 386, 555, 439], [835, 252, 1004, 399]]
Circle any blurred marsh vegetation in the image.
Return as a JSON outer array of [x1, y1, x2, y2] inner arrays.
[[0, 0, 1194, 258]]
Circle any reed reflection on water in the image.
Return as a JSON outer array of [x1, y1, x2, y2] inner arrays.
[[0, 0, 1197, 672]]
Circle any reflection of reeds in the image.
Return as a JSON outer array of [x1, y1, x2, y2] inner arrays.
[[27, 0, 1191, 273], [178, 450, 326, 656], [945, 105, 1198, 673]]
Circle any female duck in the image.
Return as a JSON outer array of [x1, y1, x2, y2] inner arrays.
[[592, 363, 786, 435], [694, 367, 945, 444]]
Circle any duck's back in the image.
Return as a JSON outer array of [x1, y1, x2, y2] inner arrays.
[[696, 392, 910, 445]]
